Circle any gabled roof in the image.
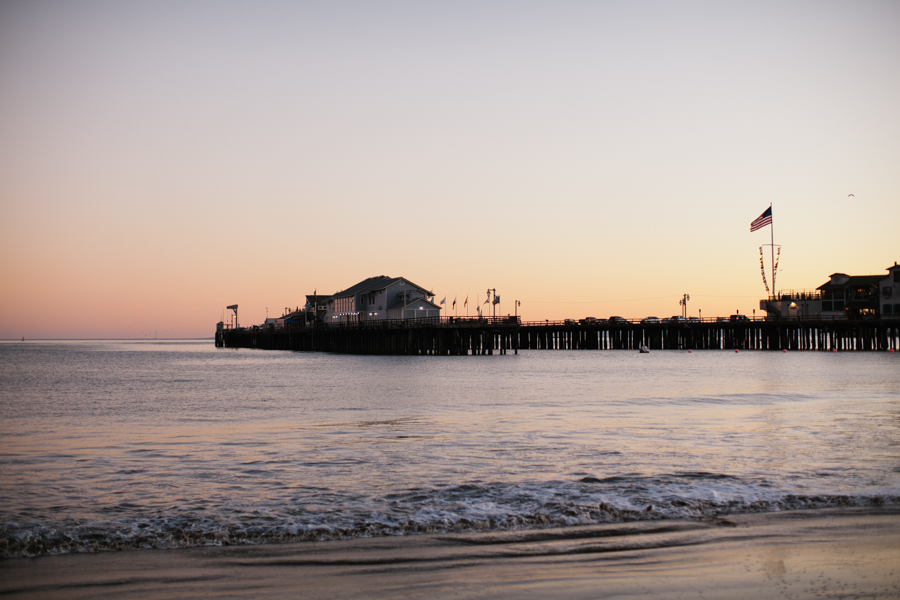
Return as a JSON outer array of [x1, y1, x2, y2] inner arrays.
[[817, 274, 884, 291], [332, 276, 395, 299], [332, 275, 432, 299], [386, 297, 442, 311], [396, 277, 433, 295]]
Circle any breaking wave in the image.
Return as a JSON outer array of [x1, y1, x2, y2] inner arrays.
[[3, 479, 897, 557]]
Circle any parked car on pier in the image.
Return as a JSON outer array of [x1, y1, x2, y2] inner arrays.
[[580, 317, 600, 324], [730, 314, 750, 322], [716, 317, 729, 323], [564, 319, 577, 325], [669, 316, 688, 323], [641, 316, 660, 324], [688, 317, 700, 323], [608, 316, 627, 324]]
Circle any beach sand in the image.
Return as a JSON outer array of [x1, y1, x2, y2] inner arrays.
[[2, 508, 898, 599]]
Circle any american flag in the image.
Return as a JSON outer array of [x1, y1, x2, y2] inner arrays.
[[750, 206, 772, 232]]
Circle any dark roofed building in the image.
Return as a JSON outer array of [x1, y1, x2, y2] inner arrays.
[[817, 273, 883, 317], [325, 276, 441, 323], [304, 294, 331, 322]]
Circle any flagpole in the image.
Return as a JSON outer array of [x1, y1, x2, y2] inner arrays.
[[769, 203, 774, 297]]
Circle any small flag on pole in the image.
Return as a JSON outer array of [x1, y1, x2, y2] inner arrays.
[[464, 295, 468, 307], [483, 297, 489, 305], [493, 295, 500, 305], [452, 296, 456, 309], [440, 297, 446, 306], [750, 207, 772, 232]]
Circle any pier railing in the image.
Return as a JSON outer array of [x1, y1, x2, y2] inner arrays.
[[767, 290, 825, 302]]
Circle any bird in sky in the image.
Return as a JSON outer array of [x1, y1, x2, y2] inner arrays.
[[848, 194, 855, 197]]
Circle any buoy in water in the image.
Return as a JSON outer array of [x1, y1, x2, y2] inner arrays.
[[735, 349, 739, 353], [783, 349, 787, 353], [688, 350, 692, 353], [833, 349, 838, 353]]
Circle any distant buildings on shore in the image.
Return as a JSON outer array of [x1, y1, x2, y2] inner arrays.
[[761, 262, 900, 319]]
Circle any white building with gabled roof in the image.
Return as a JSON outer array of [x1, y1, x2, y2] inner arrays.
[[325, 275, 441, 323]]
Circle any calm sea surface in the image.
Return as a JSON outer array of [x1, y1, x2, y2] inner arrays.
[[1, 340, 899, 557]]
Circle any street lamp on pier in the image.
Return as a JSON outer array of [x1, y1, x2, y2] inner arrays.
[[679, 294, 690, 318]]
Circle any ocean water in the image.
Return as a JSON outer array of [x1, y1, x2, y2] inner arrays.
[[1, 340, 898, 558]]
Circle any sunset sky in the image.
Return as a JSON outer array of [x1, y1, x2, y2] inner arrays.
[[1, 1, 898, 339]]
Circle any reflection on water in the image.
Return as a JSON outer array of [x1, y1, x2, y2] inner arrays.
[[0, 340, 898, 556]]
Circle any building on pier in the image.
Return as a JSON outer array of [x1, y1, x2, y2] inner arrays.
[[325, 275, 441, 323], [881, 262, 900, 316], [304, 295, 331, 323], [761, 262, 900, 319]]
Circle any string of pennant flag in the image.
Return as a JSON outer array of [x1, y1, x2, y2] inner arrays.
[[759, 247, 770, 293], [773, 247, 781, 285], [759, 245, 782, 293]]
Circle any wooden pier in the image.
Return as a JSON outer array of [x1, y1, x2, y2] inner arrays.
[[216, 318, 900, 354]]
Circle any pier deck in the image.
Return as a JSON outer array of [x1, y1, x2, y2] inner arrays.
[[216, 318, 899, 354]]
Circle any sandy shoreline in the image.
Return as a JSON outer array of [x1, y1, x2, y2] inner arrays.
[[2, 508, 899, 599]]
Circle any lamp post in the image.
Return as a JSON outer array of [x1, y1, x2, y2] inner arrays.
[[514, 300, 522, 354], [680, 294, 690, 318]]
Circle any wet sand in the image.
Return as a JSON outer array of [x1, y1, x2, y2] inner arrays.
[[2, 508, 899, 599]]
